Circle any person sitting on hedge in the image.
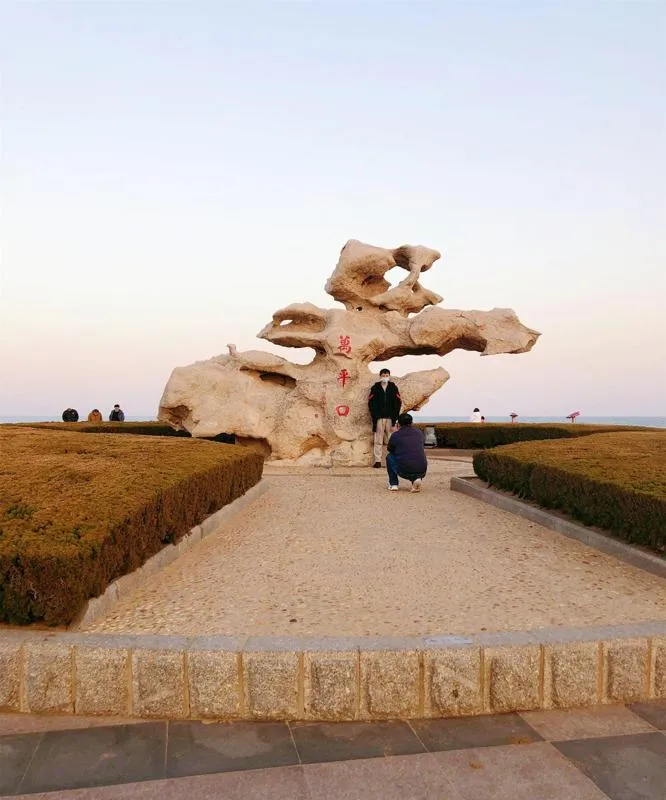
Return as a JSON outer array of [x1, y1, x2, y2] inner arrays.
[[470, 407, 482, 422], [87, 408, 103, 423], [109, 404, 125, 422], [386, 413, 427, 493]]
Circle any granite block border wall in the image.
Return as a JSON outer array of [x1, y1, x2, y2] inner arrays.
[[0, 622, 664, 721]]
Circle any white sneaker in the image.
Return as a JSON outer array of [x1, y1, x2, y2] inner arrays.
[[388, 484, 399, 492], [411, 478, 422, 493]]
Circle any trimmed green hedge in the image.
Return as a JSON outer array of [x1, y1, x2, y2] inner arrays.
[[473, 432, 666, 552], [416, 422, 659, 450], [15, 421, 235, 443], [0, 427, 263, 626]]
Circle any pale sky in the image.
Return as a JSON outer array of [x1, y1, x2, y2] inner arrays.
[[1, 1, 664, 417]]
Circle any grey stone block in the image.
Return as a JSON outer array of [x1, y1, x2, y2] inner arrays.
[[473, 631, 539, 647], [359, 636, 426, 652], [243, 650, 300, 720], [244, 636, 308, 652], [0, 639, 22, 712], [360, 649, 420, 719], [425, 646, 483, 717], [298, 637, 361, 653], [132, 648, 187, 718], [189, 636, 247, 652], [188, 649, 241, 718], [132, 635, 190, 651], [304, 649, 358, 720], [544, 641, 600, 708], [25, 641, 74, 713], [604, 639, 649, 703], [484, 645, 541, 713], [75, 646, 129, 715]]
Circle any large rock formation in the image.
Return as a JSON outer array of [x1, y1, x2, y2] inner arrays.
[[159, 240, 540, 465]]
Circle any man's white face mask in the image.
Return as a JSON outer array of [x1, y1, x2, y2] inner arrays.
[[380, 376, 389, 384]]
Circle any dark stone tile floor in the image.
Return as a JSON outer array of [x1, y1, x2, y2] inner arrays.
[[1, 703, 665, 799]]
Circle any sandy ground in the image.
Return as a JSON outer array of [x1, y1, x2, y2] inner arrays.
[[84, 460, 666, 637]]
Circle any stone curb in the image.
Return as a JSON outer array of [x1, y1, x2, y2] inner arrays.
[[1, 621, 664, 721], [450, 476, 666, 580], [72, 479, 270, 629]]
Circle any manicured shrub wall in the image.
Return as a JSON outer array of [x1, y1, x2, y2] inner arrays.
[[0, 427, 263, 626], [416, 423, 659, 450], [17, 421, 235, 443], [473, 432, 666, 552]]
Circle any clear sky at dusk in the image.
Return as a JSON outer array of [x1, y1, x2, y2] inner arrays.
[[1, 1, 664, 418]]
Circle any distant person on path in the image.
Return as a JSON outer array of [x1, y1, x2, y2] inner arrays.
[[62, 408, 79, 422], [368, 368, 401, 468], [87, 409, 103, 423], [386, 413, 427, 492], [470, 407, 482, 423], [109, 404, 125, 422]]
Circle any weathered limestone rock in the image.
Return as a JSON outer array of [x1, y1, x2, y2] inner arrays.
[[159, 240, 539, 465]]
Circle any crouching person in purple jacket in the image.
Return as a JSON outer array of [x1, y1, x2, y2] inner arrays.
[[386, 413, 428, 492]]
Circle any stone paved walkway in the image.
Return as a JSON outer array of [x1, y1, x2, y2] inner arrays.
[[83, 460, 666, 637], [1, 702, 665, 798]]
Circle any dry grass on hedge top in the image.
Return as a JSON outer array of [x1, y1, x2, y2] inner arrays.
[[0, 426, 252, 557], [491, 431, 666, 499]]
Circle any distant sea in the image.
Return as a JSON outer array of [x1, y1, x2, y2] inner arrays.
[[412, 416, 666, 428], [2, 414, 665, 428]]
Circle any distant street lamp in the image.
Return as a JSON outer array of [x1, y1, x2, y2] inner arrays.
[[510, 413, 518, 423]]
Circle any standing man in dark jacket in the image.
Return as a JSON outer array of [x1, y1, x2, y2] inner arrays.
[[368, 368, 401, 468], [386, 413, 427, 492]]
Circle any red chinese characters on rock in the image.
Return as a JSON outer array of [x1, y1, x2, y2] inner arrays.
[[338, 335, 352, 354], [335, 405, 351, 417], [337, 369, 350, 388]]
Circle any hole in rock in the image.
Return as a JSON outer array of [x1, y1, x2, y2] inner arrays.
[[383, 266, 408, 289], [158, 404, 190, 428], [361, 275, 386, 288], [300, 434, 329, 454], [276, 316, 325, 332], [259, 371, 297, 389], [235, 436, 272, 458]]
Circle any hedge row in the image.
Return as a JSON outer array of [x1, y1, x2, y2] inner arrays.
[[0, 427, 263, 626], [473, 432, 666, 552], [16, 421, 236, 443], [416, 422, 659, 450]]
